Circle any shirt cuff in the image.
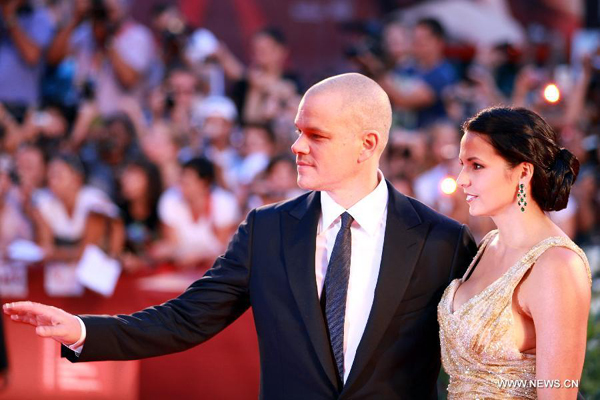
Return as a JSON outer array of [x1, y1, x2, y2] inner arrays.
[[66, 316, 86, 355]]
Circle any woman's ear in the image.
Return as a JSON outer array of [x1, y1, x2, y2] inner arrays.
[[519, 162, 534, 184]]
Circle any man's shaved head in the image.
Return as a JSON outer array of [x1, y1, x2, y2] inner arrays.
[[304, 73, 392, 151], [292, 73, 392, 204]]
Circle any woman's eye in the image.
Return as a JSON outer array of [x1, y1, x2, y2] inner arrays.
[[473, 163, 483, 170]]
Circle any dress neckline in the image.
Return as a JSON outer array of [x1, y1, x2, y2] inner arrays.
[[449, 230, 569, 315]]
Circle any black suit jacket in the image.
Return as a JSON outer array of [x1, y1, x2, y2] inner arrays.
[[63, 182, 477, 399]]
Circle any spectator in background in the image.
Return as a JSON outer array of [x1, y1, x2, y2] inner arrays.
[[47, 0, 159, 115], [12, 143, 46, 223], [378, 18, 457, 129], [247, 153, 304, 209], [217, 27, 302, 126], [0, 102, 22, 154], [159, 66, 205, 135], [413, 122, 461, 209], [32, 154, 122, 262], [232, 123, 276, 206], [0, 0, 54, 119], [150, 3, 224, 96], [140, 122, 182, 188], [80, 113, 141, 200], [117, 158, 162, 273], [153, 157, 240, 270], [355, 19, 419, 130], [413, 122, 494, 240], [0, 155, 34, 254], [571, 167, 599, 245], [16, 103, 71, 157], [189, 95, 239, 190]]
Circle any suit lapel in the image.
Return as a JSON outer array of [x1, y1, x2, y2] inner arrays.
[[343, 182, 430, 392], [282, 191, 339, 389]]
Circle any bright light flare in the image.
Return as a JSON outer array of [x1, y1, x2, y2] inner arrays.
[[543, 84, 560, 103], [441, 177, 457, 195]]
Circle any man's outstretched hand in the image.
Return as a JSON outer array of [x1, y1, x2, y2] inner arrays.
[[3, 302, 81, 346]]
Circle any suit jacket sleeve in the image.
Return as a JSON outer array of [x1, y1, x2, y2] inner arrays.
[[448, 224, 477, 283], [62, 209, 256, 363]]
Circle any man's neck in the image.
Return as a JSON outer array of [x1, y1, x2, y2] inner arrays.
[[325, 173, 381, 210]]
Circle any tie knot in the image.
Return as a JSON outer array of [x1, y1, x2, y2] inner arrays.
[[340, 212, 354, 230]]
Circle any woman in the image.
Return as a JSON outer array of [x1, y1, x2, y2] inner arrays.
[[33, 154, 122, 262], [153, 156, 240, 269], [438, 107, 591, 399], [117, 158, 162, 272]]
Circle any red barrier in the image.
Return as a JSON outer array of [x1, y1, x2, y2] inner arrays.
[[0, 265, 260, 399]]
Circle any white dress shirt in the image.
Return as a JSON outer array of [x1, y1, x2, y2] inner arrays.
[[315, 171, 388, 383]]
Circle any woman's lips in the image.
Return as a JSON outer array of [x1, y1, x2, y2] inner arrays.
[[466, 194, 478, 203]]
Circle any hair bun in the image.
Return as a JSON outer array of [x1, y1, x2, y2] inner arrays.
[[543, 148, 580, 211]]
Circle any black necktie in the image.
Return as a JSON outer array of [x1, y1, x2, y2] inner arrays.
[[324, 211, 354, 384]]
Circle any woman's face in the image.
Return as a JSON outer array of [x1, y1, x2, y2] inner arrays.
[[456, 131, 522, 217], [48, 160, 81, 199], [16, 147, 45, 189], [120, 166, 148, 201], [180, 168, 209, 203]]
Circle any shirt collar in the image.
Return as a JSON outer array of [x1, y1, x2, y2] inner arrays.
[[320, 170, 389, 236]]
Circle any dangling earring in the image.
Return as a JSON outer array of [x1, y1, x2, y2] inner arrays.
[[517, 183, 527, 212]]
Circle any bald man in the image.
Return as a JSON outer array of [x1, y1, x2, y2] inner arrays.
[[5, 73, 476, 399]]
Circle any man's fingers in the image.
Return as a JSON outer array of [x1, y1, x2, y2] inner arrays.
[[10, 314, 38, 327], [4, 302, 60, 320], [5, 301, 80, 344]]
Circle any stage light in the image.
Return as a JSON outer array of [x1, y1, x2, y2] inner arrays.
[[440, 177, 457, 195], [543, 83, 560, 103]]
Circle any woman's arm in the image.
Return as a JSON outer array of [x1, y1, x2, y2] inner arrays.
[[520, 247, 591, 399]]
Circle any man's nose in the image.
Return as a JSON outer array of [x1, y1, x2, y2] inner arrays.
[[291, 134, 308, 155]]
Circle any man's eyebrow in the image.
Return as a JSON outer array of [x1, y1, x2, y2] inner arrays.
[[295, 126, 331, 136]]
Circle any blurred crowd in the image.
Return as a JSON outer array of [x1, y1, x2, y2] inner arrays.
[[0, 0, 599, 278]]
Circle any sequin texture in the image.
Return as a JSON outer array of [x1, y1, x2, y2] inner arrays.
[[438, 230, 592, 399]]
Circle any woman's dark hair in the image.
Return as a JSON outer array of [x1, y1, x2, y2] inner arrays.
[[463, 107, 579, 212], [255, 26, 287, 46], [104, 113, 137, 143], [182, 156, 215, 185], [416, 18, 446, 40], [50, 153, 86, 181], [124, 158, 163, 210]]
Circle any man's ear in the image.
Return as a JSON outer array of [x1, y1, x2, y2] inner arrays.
[[358, 130, 380, 163]]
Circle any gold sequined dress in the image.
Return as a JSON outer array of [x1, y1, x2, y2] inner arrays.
[[438, 230, 592, 399]]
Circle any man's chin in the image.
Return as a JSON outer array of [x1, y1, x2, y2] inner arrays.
[[296, 177, 318, 191]]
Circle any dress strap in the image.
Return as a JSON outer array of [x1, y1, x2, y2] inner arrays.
[[509, 236, 592, 287], [460, 229, 498, 282]]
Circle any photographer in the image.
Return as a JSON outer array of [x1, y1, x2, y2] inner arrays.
[[47, 0, 158, 115], [377, 18, 457, 129], [0, 0, 53, 115]]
